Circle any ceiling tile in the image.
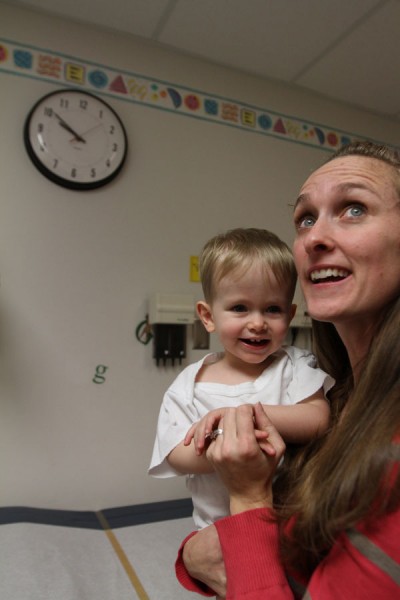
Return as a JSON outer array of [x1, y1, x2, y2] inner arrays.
[[296, 0, 400, 116], [158, 0, 382, 81], [8, 0, 172, 37]]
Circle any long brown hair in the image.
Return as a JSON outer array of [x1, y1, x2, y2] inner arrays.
[[277, 141, 400, 574]]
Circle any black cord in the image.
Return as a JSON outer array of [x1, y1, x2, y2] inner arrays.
[[135, 315, 153, 345]]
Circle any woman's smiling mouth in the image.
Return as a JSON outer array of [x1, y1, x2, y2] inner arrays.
[[310, 268, 350, 283]]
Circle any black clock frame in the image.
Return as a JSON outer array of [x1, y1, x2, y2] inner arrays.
[[23, 89, 128, 191]]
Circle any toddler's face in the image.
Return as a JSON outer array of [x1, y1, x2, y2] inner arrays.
[[205, 263, 296, 366]]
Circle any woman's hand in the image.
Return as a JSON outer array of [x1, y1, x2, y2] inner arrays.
[[182, 525, 227, 597], [206, 403, 286, 513], [184, 404, 270, 456], [184, 407, 228, 455]]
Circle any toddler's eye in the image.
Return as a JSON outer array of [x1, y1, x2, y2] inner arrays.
[[266, 306, 282, 313], [231, 304, 247, 313]]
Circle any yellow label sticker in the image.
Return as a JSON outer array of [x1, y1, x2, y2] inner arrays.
[[190, 256, 200, 282]]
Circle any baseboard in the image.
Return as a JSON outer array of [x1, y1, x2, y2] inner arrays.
[[0, 498, 193, 529]]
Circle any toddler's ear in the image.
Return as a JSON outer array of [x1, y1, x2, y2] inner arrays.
[[196, 301, 216, 333]]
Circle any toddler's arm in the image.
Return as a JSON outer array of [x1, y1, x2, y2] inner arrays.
[[185, 389, 330, 457], [265, 388, 330, 444], [167, 408, 230, 474], [167, 438, 215, 475]]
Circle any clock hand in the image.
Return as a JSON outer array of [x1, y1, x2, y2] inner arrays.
[[54, 112, 86, 143], [59, 120, 87, 144], [69, 122, 103, 142]]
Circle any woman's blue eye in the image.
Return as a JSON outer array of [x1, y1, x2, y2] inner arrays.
[[346, 205, 365, 218], [296, 215, 315, 229]]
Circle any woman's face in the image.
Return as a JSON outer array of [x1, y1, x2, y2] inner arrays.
[[292, 156, 400, 331]]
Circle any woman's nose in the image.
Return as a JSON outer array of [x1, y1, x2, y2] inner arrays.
[[303, 218, 335, 254]]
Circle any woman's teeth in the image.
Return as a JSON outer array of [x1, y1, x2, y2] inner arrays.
[[310, 268, 349, 282]]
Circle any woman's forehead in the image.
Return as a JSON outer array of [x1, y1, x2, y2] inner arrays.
[[298, 156, 399, 201]]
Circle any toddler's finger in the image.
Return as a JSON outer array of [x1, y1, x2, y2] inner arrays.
[[183, 423, 197, 446], [254, 429, 269, 440]]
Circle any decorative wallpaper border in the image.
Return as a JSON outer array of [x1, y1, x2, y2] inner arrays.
[[0, 37, 395, 152]]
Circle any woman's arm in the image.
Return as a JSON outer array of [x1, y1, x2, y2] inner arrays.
[[177, 404, 292, 598], [178, 502, 400, 599], [207, 404, 284, 514], [177, 507, 295, 599], [177, 526, 226, 597], [177, 404, 400, 598]]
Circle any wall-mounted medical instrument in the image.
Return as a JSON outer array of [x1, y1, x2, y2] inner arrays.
[[148, 293, 195, 365]]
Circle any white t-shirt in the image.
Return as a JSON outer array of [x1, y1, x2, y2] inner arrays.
[[149, 346, 334, 529]]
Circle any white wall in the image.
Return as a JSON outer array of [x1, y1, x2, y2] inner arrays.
[[1, 3, 399, 510]]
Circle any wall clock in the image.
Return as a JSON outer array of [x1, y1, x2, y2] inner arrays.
[[24, 89, 128, 190]]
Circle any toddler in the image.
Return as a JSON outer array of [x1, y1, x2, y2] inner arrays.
[[149, 228, 333, 529]]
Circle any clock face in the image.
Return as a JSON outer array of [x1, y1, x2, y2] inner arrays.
[[24, 89, 128, 190]]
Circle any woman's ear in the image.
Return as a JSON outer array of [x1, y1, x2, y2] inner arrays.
[[196, 301, 215, 333]]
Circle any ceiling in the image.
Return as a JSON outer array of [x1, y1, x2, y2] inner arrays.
[[6, 0, 400, 121]]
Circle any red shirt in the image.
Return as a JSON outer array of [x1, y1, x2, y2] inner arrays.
[[176, 506, 400, 599]]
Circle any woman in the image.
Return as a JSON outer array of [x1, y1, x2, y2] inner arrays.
[[175, 141, 400, 598]]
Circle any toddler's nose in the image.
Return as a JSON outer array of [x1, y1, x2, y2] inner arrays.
[[248, 312, 266, 331]]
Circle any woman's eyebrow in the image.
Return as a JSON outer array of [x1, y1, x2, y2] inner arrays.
[[293, 182, 372, 211], [293, 194, 307, 210]]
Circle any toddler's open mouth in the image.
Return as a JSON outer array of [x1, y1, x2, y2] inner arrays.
[[240, 338, 268, 346]]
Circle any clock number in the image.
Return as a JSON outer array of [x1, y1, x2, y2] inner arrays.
[[91, 168, 96, 178], [60, 98, 69, 108], [44, 107, 53, 117], [71, 168, 77, 178], [109, 125, 115, 134], [53, 159, 58, 169], [80, 100, 88, 110], [112, 143, 118, 152], [106, 159, 111, 168], [99, 110, 103, 119], [38, 123, 44, 133]]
